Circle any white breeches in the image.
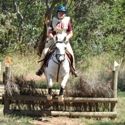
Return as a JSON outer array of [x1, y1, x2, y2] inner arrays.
[[66, 42, 75, 68], [40, 40, 53, 65]]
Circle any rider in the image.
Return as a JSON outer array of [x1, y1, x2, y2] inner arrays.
[[36, 5, 77, 77]]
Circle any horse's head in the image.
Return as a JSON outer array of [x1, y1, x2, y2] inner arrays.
[[53, 34, 67, 63]]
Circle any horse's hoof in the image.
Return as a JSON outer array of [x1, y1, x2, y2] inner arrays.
[[58, 95, 64, 102], [47, 94, 52, 101]]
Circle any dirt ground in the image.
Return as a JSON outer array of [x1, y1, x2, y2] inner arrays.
[[30, 117, 84, 125]]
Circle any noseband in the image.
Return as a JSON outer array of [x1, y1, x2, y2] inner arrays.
[[52, 41, 66, 64]]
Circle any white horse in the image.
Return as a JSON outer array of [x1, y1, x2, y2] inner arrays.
[[44, 34, 70, 100]]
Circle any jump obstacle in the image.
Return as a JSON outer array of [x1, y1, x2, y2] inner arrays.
[[2, 62, 119, 118]]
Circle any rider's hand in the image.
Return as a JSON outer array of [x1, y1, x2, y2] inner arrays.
[[49, 33, 54, 39]]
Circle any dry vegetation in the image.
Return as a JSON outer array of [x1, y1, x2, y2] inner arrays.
[[66, 76, 113, 98], [5, 74, 113, 98]]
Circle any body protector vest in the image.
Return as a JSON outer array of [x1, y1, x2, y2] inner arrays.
[[52, 16, 70, 35]]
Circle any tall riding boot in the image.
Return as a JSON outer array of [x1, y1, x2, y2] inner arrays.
[[36, 63, 44, 76], [70, 65, 78, 77]]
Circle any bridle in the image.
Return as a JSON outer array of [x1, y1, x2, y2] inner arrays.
[[51, 41, 66, 82], [52, 41, 66, 65]]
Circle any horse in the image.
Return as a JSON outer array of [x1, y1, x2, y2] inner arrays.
[[44, 34, 70, 101]]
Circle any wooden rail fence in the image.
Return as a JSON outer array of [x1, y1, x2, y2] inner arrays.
[[2, 61, 119, 118]]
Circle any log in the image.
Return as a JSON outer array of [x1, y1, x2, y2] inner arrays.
[[51, 111, 117, 118], [3, 66, 12, 112], [3, 72, 6, 84], [111, 61, 119, 112], [4, 66, 11, 85], [3, 97, 10, 114], [4, 110, 51, 116], [5, 109, 117, 118], [112, 61, 119, 98], [5, 95, 118, 103], [0, 96, 2, 103], [64, 97, 118, 103], [112, 70, 118, 98]]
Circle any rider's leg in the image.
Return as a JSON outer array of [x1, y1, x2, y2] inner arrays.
[[66, 43, 75, 67], [36, 39, 53, 76], [36, 48, 49, 76], [66, 43, 77, 77]]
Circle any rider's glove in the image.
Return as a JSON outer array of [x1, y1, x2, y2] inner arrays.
[[52, 35, 57, 43]]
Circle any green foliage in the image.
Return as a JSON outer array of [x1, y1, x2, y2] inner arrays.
[[0, 0, 45, 53], [69, 0, 125, 61], [0, 0, 125, 60]]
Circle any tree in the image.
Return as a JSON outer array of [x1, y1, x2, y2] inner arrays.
[[0, 0, 125, 61]]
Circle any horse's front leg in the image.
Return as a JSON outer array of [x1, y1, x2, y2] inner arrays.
[[59, 73, 69, 101], [47, 76, 53, 100]]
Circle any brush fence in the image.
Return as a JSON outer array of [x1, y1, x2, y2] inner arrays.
[[3, 65, 119, 118]]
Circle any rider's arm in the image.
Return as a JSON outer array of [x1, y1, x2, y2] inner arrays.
[[47, 28, 53, 38], [47, 21, 56, 39], [66, 20, 73, 40], [67, 30, 73, 40]]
